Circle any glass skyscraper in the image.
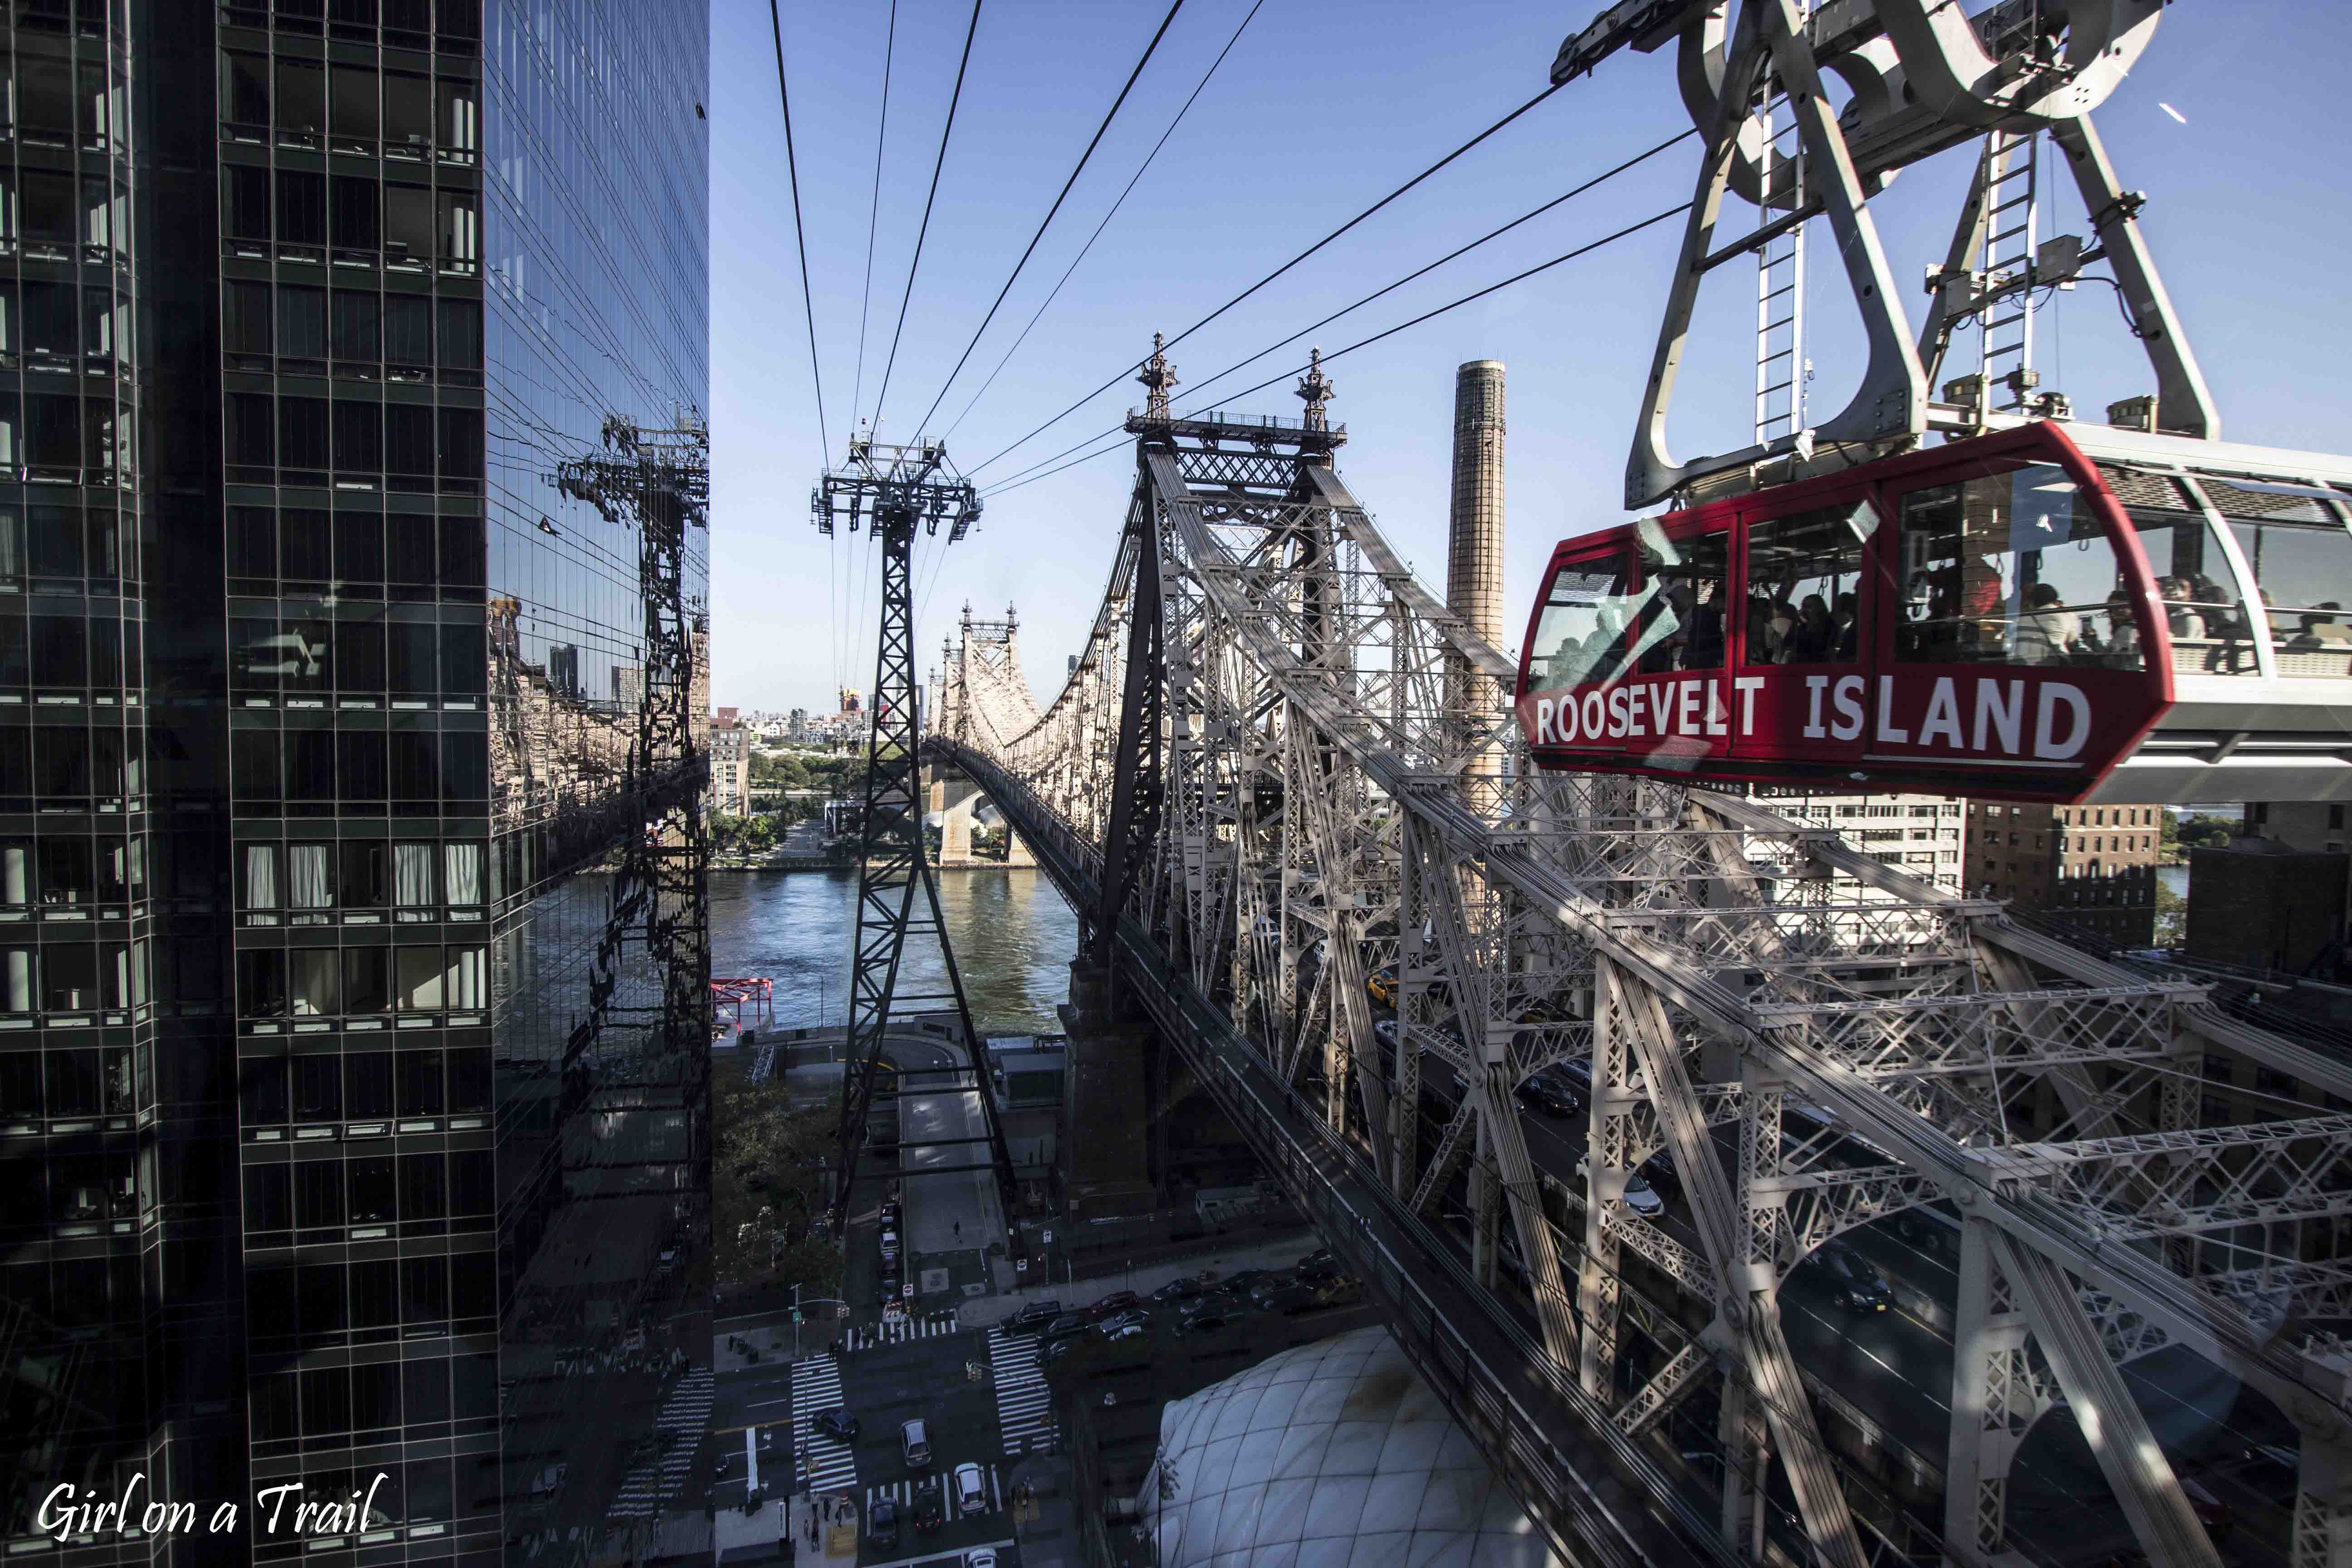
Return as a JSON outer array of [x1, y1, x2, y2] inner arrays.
[[2, 1, 712, 1563]]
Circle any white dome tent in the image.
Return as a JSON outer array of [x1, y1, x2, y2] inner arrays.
[[1140, 1326, 1565, 1568]]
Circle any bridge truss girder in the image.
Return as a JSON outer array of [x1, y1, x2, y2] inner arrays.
[[929, 416, 2352, 1568]]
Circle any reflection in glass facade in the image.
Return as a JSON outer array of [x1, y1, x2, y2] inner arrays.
[[2, 1, 710, 1563]]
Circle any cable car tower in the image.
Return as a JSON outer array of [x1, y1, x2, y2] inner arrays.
[[1553, 0, 2205, 510], [814, 437, 1019, 1233]]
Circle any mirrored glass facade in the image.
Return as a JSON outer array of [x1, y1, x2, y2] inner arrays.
[[3, 1, 710, 1562]]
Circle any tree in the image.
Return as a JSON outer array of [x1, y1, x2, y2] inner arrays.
[[712, 1069, 843, 1297], [2152, 879, 2186, 946]]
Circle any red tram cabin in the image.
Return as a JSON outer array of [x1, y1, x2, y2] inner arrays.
[[1514, 422, 2352, 804]]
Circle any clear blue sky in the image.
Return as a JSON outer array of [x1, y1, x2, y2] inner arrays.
[[708, 1, 2350, 717]]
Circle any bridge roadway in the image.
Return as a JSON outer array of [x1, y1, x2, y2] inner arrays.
[[940, 736, 1746, 1568]]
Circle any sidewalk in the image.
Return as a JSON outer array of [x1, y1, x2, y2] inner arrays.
[[716, 1318, 819, 1374], [712, 1491, 860, 1565], [1006, 1448, 1081, 1568], [959, 1230, 1319, 1328]]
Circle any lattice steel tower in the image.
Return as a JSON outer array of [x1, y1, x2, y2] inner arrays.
[[814, 438, 1018, 1231]]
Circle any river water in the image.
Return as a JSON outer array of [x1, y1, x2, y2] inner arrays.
[[708, 867, 1079, 1036]]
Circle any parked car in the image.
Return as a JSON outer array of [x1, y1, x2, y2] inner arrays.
[[912, 1485, 944, 1534], [1620, 1171, 1665, 1216], [814, 1407, 859, 1441], [1295, 1250, 1339, 1283], [1515, 1077, 1579, 1118], [1151, 1277, 1204, 1303], [1005, 1298, 1063, 1334], [879, 1228, 900, 1261], [1642, 1151, 1682, 1201], [968, 1551, 997, 1568], [901, 1418, 931, 1470], [868, 1498, 899, 1549], [1220, 1269, 1271, 1294], [1180, 1289, 1243, 1319], [1038, 1312, 1092, 1348], [1084, 1290, 1143, 1322], [1805, 1241, 1890, 1314], [954, 1463, 989, 1513], [1248, 1274, 1300, 1306], [1098, 1308, 1151, 1335], [1256, 1281, 1320, 1314], [1178, 1311, 1235, 1335]]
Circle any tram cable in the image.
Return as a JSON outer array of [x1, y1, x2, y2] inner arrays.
[[766, 0, 829, 461], [910, 0, 1189, 442], [967, 75, 1573, 477], [872, 0, 985, 436], [981, 196, 1693, 500], [981, 130, 1694, 496], [849, 0, 900, 429], [940, 0, 1268, 443]]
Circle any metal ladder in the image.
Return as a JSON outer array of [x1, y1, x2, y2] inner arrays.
[[1978, 128, 2039, 408], [1754, 68, 1807, 447]]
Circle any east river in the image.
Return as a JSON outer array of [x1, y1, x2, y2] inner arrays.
[[707, 867, 1080, 1036]]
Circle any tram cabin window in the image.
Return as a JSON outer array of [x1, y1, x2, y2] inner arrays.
[[1530, 550, 1639, 691], [1895, 464, 2138, 671], [2100, 467, 2253, 677], [1632, 526, 1727, 674], [2205, 479, 2352, 678], [1744, 498, 1873, 666]]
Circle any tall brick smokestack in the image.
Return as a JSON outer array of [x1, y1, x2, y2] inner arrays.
[[1447, 361, 1505, 772]]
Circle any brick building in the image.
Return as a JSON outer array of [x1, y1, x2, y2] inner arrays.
[[1965, 800, 2163, 944]]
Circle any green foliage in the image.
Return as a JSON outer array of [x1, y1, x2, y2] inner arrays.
[[708, 813, 781, 856], [712, 1067, 842, 1298], [2152, 878, 2186, 946], [2167, 812, 2238, 855]]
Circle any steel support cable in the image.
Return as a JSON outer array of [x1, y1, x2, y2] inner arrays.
[[981, 198, 1693, 499], [850, 0, 899, 428], [979, 142, 1693, 495], [909, 0, 1188, 442], [1179, 127, 1695, 411], [939, 0, 1266, 444], [967, 77, 1571, 477], [767, 0, 830, 462], [872, 0, 985, 435]]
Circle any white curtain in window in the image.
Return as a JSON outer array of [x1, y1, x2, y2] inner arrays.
[[292, 950, 339, 1016], [244, 844, 279, 909], [395, 843, 435, 906], [443, 843, 483, 904], [0, 510, 20, 579], [446, 946, 484, 1010], [289, 843, 333, 909]]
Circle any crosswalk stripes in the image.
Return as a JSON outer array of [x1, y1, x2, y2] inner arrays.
[[862, 1464, 1005, 1522], [608, 1366, 715, 1519], [789, 1356, 858, 1493], [843, 1310, 963, 1352], [985, 1327, 1056, 1459]]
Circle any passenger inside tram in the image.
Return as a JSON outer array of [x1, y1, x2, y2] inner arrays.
[[1895, 466, 2140, 670], [1741, 499, 1872, 668], [1632, 528, 1727, 675]]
